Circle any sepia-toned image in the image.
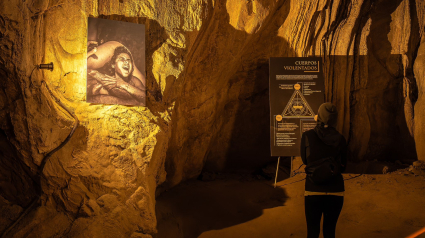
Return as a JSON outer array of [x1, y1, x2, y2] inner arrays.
[[86, 17, 146, 106]]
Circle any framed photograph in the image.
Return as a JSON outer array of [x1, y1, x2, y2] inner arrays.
[[86, 17, 146, 106]]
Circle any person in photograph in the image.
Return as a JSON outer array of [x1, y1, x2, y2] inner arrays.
[[87, 41, 146, 106], [300, 102, 347, 238]]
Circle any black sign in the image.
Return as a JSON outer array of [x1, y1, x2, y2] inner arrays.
[[269, 57, 325, 156]]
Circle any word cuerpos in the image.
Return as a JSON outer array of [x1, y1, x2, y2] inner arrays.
[[283, 61, 318, 71]]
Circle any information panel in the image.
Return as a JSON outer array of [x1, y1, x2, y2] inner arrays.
[[269, 57, 325, 156]]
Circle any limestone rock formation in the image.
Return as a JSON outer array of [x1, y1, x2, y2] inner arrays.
[[0, 0, 424, 237], [414, 38, 425, 165]]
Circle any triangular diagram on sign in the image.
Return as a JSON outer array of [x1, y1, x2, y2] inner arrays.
[[282, 84, 315, 118]]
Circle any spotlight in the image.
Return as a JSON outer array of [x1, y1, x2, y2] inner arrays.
[[38, 62, 54, 71]]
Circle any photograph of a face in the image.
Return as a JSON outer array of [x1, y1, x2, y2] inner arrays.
[[86, 17, 146, 106]]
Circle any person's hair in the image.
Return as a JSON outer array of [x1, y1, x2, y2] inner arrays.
[[316, 103, 338, 128], [105, 46, 134, 78]]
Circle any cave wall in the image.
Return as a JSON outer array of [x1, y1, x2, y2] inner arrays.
[[414, 0, 425, 169], [0, 0, 424, 237], [0, 0, 208, 237], [165, 0, 424, 187]]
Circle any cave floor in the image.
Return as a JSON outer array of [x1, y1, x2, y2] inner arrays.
[[156, 171, 425, 238]]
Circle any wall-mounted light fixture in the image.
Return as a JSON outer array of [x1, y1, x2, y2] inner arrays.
[[38, 62, 54, 71]]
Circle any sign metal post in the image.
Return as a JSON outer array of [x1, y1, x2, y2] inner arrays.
[[274, 156, 281, 188]]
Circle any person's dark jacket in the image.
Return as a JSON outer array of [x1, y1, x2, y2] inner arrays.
[[301, 126, 347, 192]]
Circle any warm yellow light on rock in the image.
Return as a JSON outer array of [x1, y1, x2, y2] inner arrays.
[[226, 0, 270, 34], [32, 3, 166, 217]]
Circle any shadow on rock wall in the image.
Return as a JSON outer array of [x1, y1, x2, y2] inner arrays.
[[349, 0, 418, 163], [156, 179, 287, 238], [331, 54, 417, 174], [0, 130, 37, 235], [163, 0, 295, 191], [211, 0, 295, 172], [165, 0, 420, 188]]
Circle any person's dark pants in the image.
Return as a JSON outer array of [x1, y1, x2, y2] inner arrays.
[[304, 195, 344, 238]]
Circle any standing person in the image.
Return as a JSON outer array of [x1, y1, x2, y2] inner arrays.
[[300, 102, 347, 238]]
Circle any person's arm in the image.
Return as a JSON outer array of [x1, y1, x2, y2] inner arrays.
[[301, 133, 307, 165], [87, 70, 132, 98], [87, 70, 108, 95], [87, 72, 99, 95], [87, 41, 124, 69], [115, 76, 146, 102], [340, 136, 347, 173], [88, 71, 145, 102], [88, 70, 117, 90]]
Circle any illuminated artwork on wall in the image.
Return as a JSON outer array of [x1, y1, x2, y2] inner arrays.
[[86, 17, 146, 106]]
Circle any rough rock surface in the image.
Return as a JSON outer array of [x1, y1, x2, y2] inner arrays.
[[0, 0, 207, 236], [414, 38, 425, 165], [0, 0, 424, 237], [165, 0, 424, 189]]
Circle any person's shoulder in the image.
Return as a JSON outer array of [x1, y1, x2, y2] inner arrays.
[[301, 129, 316, 141], [303, 129, 316, 136], [331, 128, 346, 145], [131, 76, 145, 89]]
